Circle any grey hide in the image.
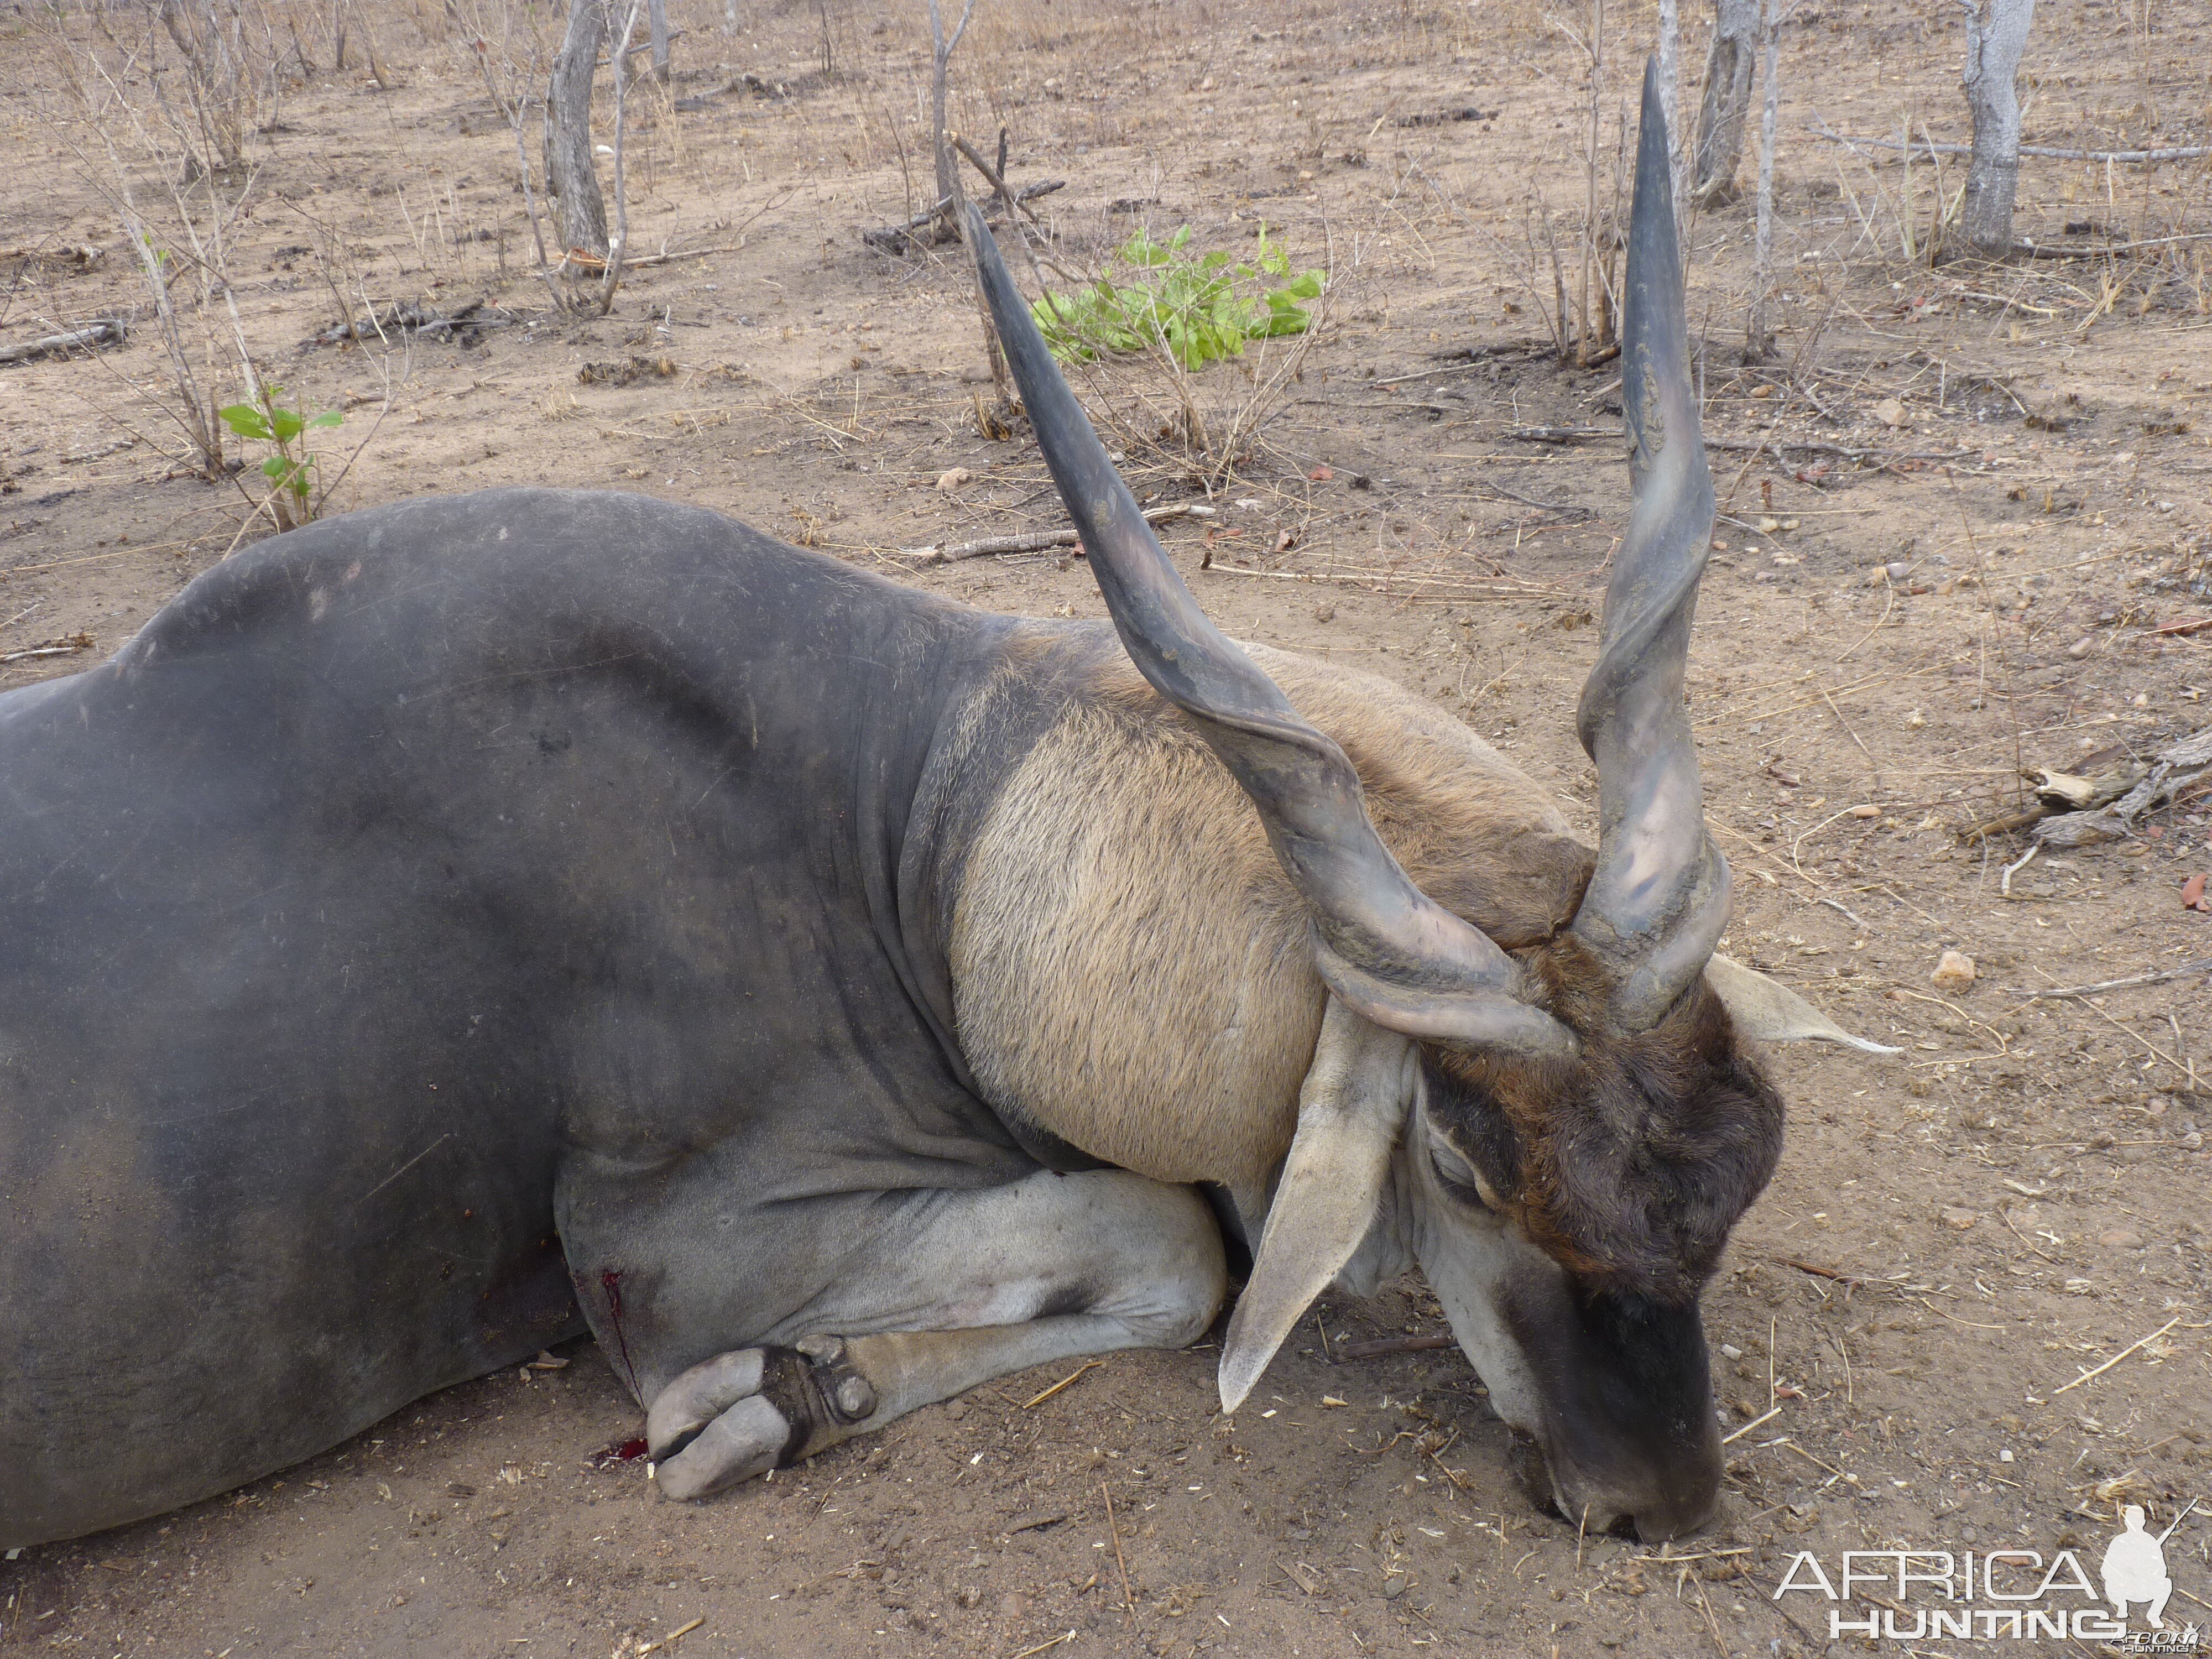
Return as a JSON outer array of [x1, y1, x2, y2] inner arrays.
[[0, 489, 1222, 1546]]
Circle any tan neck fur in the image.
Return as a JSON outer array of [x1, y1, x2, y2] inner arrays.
[[948, 638, 1595, 1192]]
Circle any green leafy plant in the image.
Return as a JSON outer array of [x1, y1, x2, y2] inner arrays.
[[218, 385, 343, 529], [1031, 225, 1324, 371]]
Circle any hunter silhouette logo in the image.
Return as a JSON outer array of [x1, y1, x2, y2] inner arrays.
[[2105, 1501, 2198, 1631], [1772, 1498, 2203, 1645]]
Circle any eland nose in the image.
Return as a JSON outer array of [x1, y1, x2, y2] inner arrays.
[[1547, 1454, 1721, 1545], [1511, 1430, 1721, 1544], [1627, 1476, 1720, 1544]]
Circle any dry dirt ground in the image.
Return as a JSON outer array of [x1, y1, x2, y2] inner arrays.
[[4, 0, 2211, 1654]]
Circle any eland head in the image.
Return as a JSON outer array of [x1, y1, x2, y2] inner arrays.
[[966, 61, 1891, 1543]]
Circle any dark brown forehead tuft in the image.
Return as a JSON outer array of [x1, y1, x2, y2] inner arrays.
[[1423, 938, 1785, 1303]]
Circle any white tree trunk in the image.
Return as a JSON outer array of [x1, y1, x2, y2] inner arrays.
[[648, 0, 669, 85], [1693, 0, 1759, 201], [546, 0, 608, 258], [926, 0, 976, 234], [1960, 0, 2037, 256], [1657, 0, 1683, 240], [1745, 0, 1781, 358]]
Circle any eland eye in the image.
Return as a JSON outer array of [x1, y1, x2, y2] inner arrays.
[[1427, 1139, 1501, 1212]]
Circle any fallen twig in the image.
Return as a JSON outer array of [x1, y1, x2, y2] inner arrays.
[[1776, 1258, 1876, 1285], [308, 300, 524, 347], [633, 1615, 705, 1655], [0, 318, 126, 366], [60, 435, 137, 465], [2052, 1316, 2183, 1396], [1722, 1405, 1784, 1444], [1021, 1359, 1103, 1410], [1811, 128, 2212, 165], [1390, 105, 1499, 128], [2017, 959, 2212, 1001], [901, 503, 1196, 564], [1102, 1483, 1137, 1628], [862, 180, 1065, 254], [0, 644, 88, 665], [1502, 424, 1979, 466], [1337, 1334, 1455, 1360]]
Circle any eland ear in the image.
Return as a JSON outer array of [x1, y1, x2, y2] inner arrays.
[[1704, 953, 1903, 1055], [1218, 997, 1416, 1415]]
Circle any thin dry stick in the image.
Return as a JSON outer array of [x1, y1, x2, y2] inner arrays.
[[2052, 1316, 2183, 1396], [2069, 993, 2191, 1077], [1834, 580, 1896, 663], [1021, 1359, 1103, 1411], [1813, 130, 2212, 165], [1338, 1334, 1455, 1360], [1820, 688, 1880, 789], [1888, 985, 2010, 1053], [1999, 1206, 2056, 1263], [900, 504, 1194, 564], [2020, 959, 2212, 1000], [1687, 1565, 1731, 1659], [595, 0, 645, 315], [1721, 1405, 1782, 1444], [1101, 1483, 1137, 1627]]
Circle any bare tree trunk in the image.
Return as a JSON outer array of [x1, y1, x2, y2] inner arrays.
[[1745, 0, 1781, 359], [1657, 0, 1682, 236], [597, 0, 643, 311], [926, 0, 977, 238], [546, 0, 608, 259], [1960, 0, 2036, 256], [647, 0, 669, 85], [1575, 0, 1603, 367], [1693, 0, 1758, 201]]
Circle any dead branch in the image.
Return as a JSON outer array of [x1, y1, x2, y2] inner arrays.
[[861, 180, 1063, 254], [1813, 129, 2212, 165], [1337, 1334, 1456, 1359], [900, 504, 1196, 565], [2017, 961, 2212, 1002], [0, 319, 127, 366]]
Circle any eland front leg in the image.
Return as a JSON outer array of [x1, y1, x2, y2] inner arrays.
[[559, 1165, 1227, 1503]]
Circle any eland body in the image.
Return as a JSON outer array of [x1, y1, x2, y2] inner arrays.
[[0, 70, 1878, 1551]]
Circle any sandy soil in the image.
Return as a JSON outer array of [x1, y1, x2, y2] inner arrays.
[[3, 0, 2209, 1653]]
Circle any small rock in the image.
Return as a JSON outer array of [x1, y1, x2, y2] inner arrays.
[[1931, 949, 1977, 988], [996, 1592, 1029, 1619], [1874, 398, 1910, 428], [1886, 560, 1912, 581], [1939, 1206, 1981, 1231], [2066, 637, 2094, 659], [2182, 872, 2209, 911], [937, 467, 973, 491], [1720, 1343, 1744, 1360], [1851, 803, 1881, 818], [1313, 602, 1336, 623], [2096, 1228, 2143, 1249], [1906, 708, 1927, 729]]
